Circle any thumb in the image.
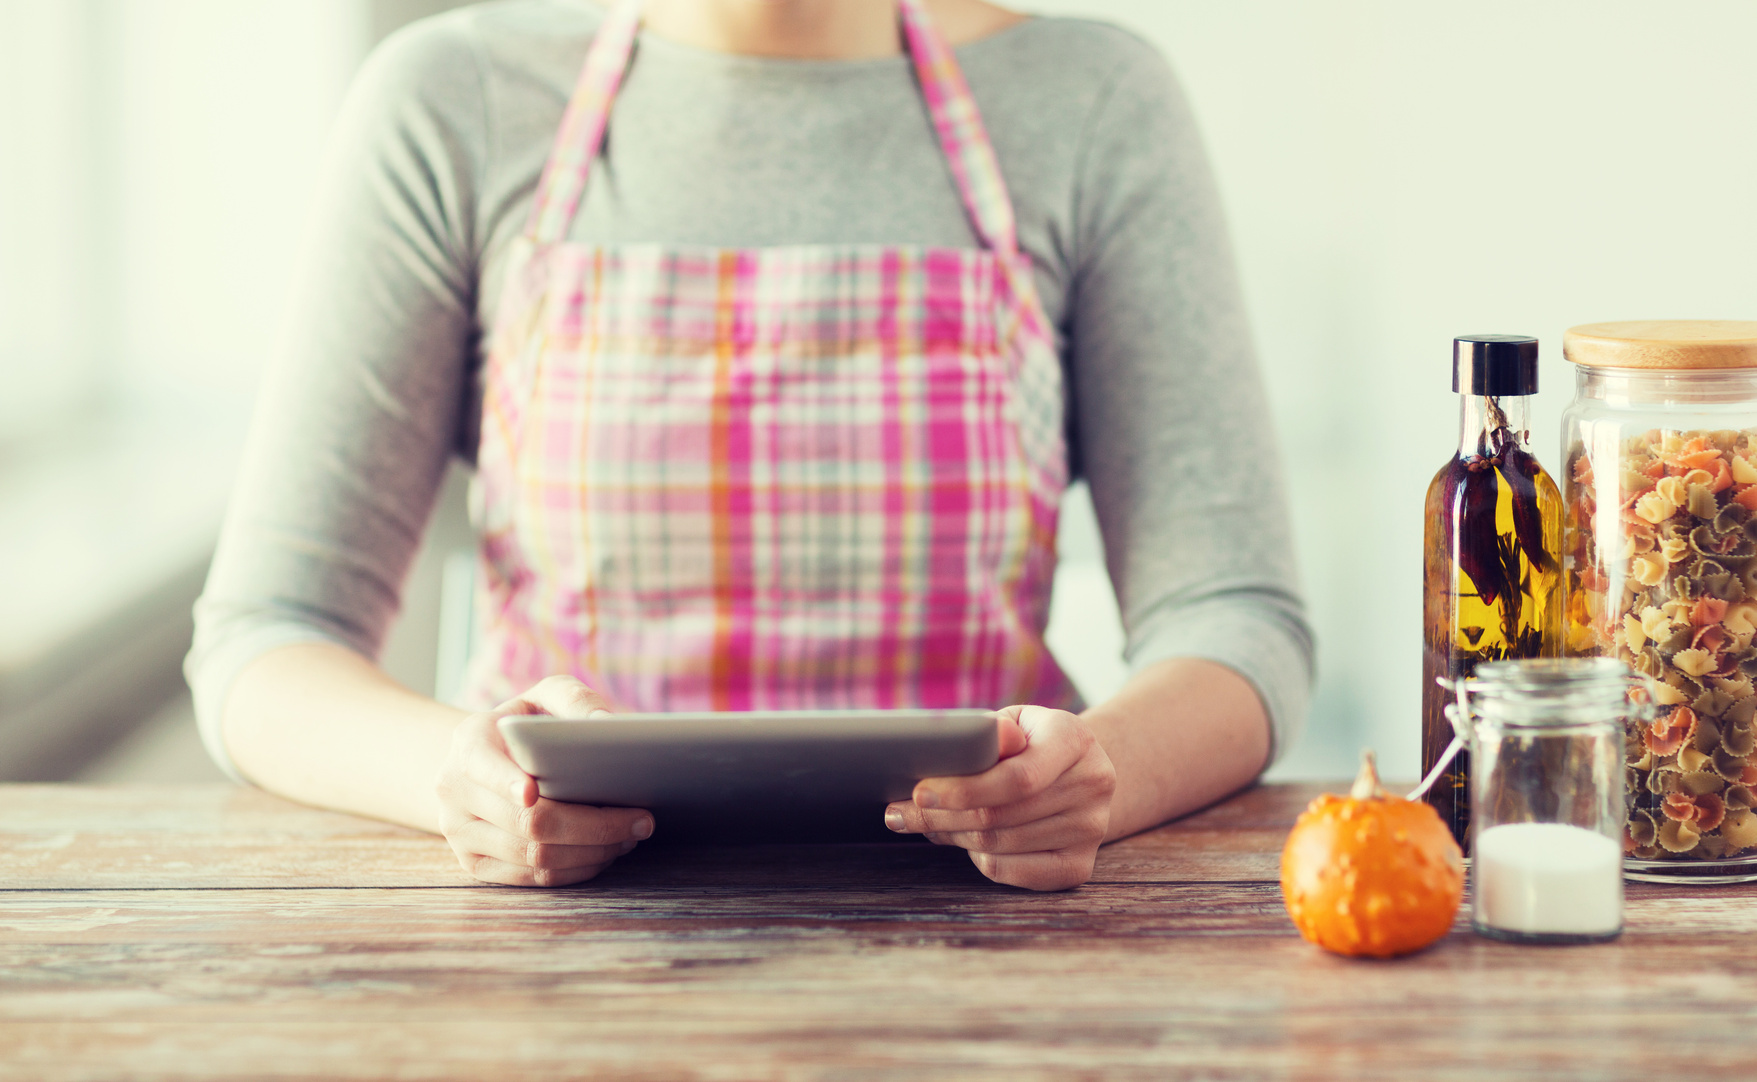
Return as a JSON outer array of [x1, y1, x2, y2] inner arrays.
[[513, 675, 618, 718], [995, 712, 1029, 759]]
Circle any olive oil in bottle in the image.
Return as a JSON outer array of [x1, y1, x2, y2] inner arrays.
[[1422, 336, 1564, 847]]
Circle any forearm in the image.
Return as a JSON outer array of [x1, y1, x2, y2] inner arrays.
[[1082, 656, 1271, 841], [222, 641, 468, 833]]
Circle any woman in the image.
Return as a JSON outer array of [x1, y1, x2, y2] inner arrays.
[[189, 0, 1312, 891]]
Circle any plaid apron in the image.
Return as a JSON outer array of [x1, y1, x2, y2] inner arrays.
[[464, 0, 1073, 713]]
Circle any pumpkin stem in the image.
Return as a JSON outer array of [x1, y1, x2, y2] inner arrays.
[[1350, 749, 1385, 800]]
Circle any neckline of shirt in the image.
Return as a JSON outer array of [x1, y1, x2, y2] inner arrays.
[[625, 14, 1042, 80]]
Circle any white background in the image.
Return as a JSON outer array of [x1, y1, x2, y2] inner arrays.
[[1034, 0, 1757, 778], [4, 1, 1756, 780]]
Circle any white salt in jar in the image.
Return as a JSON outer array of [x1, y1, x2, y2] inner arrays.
[[1457, 658, 1640, 944]]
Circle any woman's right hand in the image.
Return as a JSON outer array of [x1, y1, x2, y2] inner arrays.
[[436, 676, 654, 886]]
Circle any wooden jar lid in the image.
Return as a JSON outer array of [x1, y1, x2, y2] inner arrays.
[[1563, 320, 1757, 369]]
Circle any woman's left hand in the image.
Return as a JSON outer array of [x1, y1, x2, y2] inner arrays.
[[883, 705, 1116, 891]]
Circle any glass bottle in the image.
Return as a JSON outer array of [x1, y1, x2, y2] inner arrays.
[[1423, 336, 1564, 848], [1459, 658, 1633, 944]]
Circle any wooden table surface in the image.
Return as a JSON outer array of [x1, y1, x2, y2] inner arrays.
[[3, 783, 1755, 1081]]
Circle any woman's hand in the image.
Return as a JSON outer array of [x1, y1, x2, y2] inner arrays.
[[883, 705, 1116, 891], [436, 676, 654, 887]]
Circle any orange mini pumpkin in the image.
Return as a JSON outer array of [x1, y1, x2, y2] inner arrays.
[[1280, 750, 1465, 958]]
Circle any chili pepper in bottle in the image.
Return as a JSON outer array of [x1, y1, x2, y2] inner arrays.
[[1422, 335, 1563, 847]]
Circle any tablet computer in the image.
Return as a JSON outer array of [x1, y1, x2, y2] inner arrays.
[[498, 709, 999, 842]]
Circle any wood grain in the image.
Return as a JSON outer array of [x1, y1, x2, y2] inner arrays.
[[4, 782, 1756, 1081], [0, 784, 465, 888], [0, 783, 1314, 889]]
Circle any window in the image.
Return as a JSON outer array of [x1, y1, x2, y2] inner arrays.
[[0, 0, 374, 779], [0, 2, 108, 440], [0, 0, 368, 444]]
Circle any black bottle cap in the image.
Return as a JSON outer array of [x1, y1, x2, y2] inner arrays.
[[1453, 335, 1539, 395]]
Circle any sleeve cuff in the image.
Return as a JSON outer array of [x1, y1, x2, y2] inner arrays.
[[183, 622, 359, 784], [1125, 597, 1314, 770]]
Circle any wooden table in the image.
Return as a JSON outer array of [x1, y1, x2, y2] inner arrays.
[[3, 783, 1755, 1080]]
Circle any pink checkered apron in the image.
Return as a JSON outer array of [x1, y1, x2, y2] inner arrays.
[[463, 0, 1074, 713]]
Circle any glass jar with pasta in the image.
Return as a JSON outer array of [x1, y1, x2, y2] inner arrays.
[[1561, 321, 1757, 882]]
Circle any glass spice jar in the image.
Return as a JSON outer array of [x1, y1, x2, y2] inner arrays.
[[1457, 658, 1634, 943], [1560, 320, 1757, 882]]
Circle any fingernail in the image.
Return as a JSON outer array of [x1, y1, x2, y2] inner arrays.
[[631, 817, 653, 840], [884, 805, 906, 832], [916, 789, 939, 809], [619, 839, 638, 854], [587, 708, 614, 719]]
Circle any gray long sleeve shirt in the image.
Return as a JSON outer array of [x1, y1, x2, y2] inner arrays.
[[188, 0, 1314, 774]]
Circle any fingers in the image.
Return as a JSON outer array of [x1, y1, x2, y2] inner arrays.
[[886, 705, 1115, 892], [993, 710, 1029, 759], [441, 797, 652, 887], [913, 706, 1093, 811], [507, 675, 618, 719], [449, 713, 537, 810], [458, 854, 617, 888], [967, 847, 1099, 892], [920, 805, 1108, 855], [444, 814, 635, 872], [439, 789, 654, 888], [888, 759, 1110, 852], [453, 775, 655, 846], [885, 778, 1081, 835], [443, 684, 652, 845], [437, 677, 649, 889]]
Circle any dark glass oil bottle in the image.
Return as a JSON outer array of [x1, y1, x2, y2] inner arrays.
[[1422, 336, 1563, 847]]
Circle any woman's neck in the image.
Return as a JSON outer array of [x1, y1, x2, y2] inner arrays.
[[643, 0, 899, 59], [638, 0, 1026, 60]]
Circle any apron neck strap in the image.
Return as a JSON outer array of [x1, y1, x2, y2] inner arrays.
[[524, 0, 1022, 259], [895, 0, 1018, 258], [526, 0, 644, 244]]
